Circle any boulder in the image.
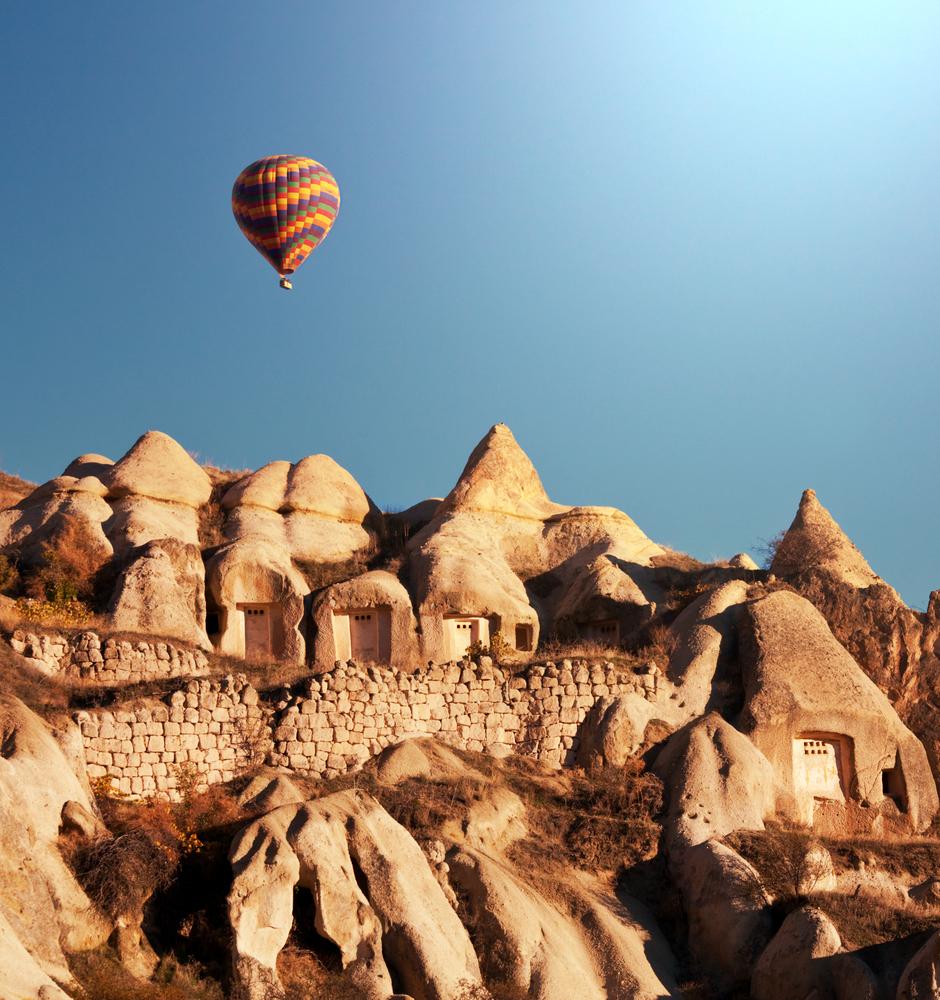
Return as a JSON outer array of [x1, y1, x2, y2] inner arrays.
[[438, 423, 563, 521], [552, 553, 654, 642], [666, 580, 750, 716], [407, 425, 666, 662], [909, 877, 940, 907], [105, 495, 203, 559], [769, 490, 928, 706], [739, 590, 939, 831], [236, 774, 305, 815], [62, 453, 114, 482], [897, 930, 940, 999], [0, 908, 73, 1000], [408, 512, 540, 663], [750, 906, 842, 1000], [108, 539, 211, 650], [577, 693, 656, 769], [0, 474, 113, 570], [654, 713, 779, 848], [98, 431, 212, 559], [678, 840, 772, 989], [729, 552, 759, 570], [228, 790, 482, 1000], [371, 738, 467, 786], [771, 489, 884, 590], [445, 785, 528, 853]]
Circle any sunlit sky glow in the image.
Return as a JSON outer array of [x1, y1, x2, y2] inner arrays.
[[1, 2, 938, 606]]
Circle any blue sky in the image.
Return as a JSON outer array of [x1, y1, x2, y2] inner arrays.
[[1, 3, 938, 606]]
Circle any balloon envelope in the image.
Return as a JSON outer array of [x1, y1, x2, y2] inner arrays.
[[231, 155, 340, 280]]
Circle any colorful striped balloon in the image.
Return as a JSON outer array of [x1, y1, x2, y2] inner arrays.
[[232, 155, 340, 289]]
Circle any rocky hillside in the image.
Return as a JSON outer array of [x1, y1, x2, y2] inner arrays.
[[0, 429, 938, 1000], [0, 470, 33, 511]]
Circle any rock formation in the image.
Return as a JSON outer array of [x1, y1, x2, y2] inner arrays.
[[738, 589, 938, 832], [311, 569, 420, 671], [1, 427, 939, 999], [408, 424, 666, 663], [228, 789, 482, 1000], [108, 538, 210, 649], [0, 696, 110, 999], [105, 430, 212, 558], [770, 490, 940, 770]]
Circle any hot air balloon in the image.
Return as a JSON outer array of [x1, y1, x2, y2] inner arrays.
[[231, 155, 340, 290]]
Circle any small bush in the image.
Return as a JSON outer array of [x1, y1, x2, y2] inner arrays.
[[71, 950, 223, 1000], [24, 523, 104, 603], [277, 948, 365, 1000], [197, 468, 248, 550], [14, 595, 94, 627], [727, 825, 830, 902], [759, 528, 839, 576], [72, 827, 179, 921], [632, 622, 678, 668], [661, 578, 714, 614], [0, 555, 18, 595], [467, 630, 512, 664]]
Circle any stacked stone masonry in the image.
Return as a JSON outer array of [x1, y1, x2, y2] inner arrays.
[[9, 628, 209, 683], [77, 675, 268, 798], [74, 658, 664, 797], [271, 659, 662, 777]]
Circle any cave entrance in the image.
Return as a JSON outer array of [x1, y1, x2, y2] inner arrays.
[[882, 758, 908, 813], [276, 886, 345, 991]]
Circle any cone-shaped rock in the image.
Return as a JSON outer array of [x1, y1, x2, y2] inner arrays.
[[440, 423, 563, 520], [771, 489, 880, 590]]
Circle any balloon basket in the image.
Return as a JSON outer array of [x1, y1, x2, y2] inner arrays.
[[279, 277, 293, 291]]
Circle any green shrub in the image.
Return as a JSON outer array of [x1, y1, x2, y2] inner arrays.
[[467, 630, 512, 664]]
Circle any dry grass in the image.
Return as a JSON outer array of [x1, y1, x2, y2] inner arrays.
[[70, 950, 223, 1000], [197, 467, 249, 551], [0, 469, 34, 510], [293, 555, 372, 593], [805, 890, 940, 951], [650, 550, 707, 572], [504, 757, 663, 879], [277, 943, 365, 1000], [0, 636, 70, 715], [726, 823, 940, 950], [212, 650, 311, 694]]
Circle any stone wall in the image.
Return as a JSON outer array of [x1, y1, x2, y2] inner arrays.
[[9, 628, 209, 683], [269, 659, 662, 779], [77, 675, 268, 797], [73, 658, 665, 797]]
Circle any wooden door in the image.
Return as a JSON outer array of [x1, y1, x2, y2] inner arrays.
[[350, 612, 378, 661], [244, 607, 271, 658]]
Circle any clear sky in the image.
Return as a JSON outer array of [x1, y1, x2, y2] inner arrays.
[[2, 3, 938, 607]]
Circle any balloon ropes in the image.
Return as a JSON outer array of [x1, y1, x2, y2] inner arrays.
[[231, 155, 340, 290]]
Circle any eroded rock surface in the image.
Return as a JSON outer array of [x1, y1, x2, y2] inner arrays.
[[0, 697, 109, 998], [228, 789, 482, 1000]]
